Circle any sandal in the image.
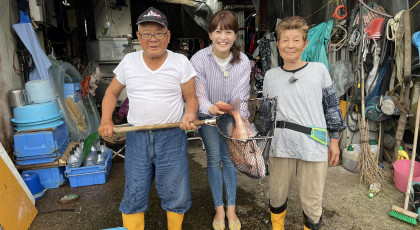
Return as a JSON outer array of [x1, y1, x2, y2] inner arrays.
[[228, 218, 241, 230], [212, 219, 225, 230]]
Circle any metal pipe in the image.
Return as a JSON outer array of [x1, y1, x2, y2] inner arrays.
[[293, 0, 295, 16]]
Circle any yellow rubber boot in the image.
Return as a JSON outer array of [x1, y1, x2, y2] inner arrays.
[[271, 210, 286, 230], [167, 211, 184, 230], [304, 226, 310, 230], [122, 212, 145, 230]]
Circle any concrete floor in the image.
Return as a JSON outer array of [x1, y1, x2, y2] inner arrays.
[[29, 140, 419, 230]]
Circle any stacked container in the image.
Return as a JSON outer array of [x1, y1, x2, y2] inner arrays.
[[11, 80, 64, 131], [13, 123, 70, 165], [11, 80, 70, 189]]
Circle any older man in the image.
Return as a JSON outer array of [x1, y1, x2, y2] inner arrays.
[[98, 7, 198, 230]]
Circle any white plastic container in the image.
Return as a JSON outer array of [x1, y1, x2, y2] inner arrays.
[[342, 142, 378, 173]]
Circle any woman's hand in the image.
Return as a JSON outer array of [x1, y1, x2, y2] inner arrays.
[[328, 139, 340, 166], [209, 101, 227, 115]]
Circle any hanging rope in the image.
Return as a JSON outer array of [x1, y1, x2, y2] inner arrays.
[[385, 11, 405, 86], [328, 24, 348, 52], [386, 11, 404, 42], [349, 29, 361, 51]]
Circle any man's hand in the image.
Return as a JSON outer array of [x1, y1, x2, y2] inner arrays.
[[180, 112, 197, 131], [328, 138, 340, 166], [98, 120, 115, 137]]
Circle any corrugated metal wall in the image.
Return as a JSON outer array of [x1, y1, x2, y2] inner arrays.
[[0, 0, 22, 154]]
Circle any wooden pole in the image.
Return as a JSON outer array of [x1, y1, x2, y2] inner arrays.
[[113, 118, 216, 133]]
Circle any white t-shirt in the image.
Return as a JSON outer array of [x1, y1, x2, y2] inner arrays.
[[114, 50, 196, 126]]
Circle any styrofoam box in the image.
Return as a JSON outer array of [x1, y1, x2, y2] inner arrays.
[[65, 150, 112, 188], [87, 37, 133, 61], [23, 166, 67, 189], [14, 123, 69, 156]]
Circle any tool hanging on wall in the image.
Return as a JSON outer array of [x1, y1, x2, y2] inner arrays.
[[333, 5, 347, 20]]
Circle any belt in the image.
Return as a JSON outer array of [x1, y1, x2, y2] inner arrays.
[[276, 121, 312, 135]]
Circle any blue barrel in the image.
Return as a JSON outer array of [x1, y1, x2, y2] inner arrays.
[[22, 172, 44, 195]]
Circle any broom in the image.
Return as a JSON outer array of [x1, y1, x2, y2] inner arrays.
[[389, 96, 420, 225], [357, 57, 384, 185]]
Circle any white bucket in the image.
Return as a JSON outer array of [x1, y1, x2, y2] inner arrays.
[[25, 80, 56, 104]]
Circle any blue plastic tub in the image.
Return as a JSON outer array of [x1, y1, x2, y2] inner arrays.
[[23, 166, 67, 189], [65, 151, 112, 188], [14, 122, 69, 157]]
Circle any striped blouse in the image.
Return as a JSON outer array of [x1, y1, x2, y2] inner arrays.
[[190, 46, 251, 118]]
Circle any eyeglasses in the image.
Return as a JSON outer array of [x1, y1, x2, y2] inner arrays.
[[137, 31, 168, 40]]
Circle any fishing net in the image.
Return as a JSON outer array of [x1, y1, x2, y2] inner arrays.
[[216, 97, 277, 179]]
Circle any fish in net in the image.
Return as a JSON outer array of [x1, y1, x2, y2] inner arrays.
[[215, 97, 277, 179]]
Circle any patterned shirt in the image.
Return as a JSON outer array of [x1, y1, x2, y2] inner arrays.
[[190, 46, 251, 118]]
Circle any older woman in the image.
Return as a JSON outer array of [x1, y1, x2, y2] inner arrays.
[[263, 16, 345, 230], [190, 10, 250, 230]]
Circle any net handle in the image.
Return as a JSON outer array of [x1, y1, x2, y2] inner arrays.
[[113, 118, 216, 133]]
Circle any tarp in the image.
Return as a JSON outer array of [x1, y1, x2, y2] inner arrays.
[[301, 19, 334, 70], [12, 22, 52, 84]]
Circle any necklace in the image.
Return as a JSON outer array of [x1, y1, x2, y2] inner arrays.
[[281, 62, 309, 83]]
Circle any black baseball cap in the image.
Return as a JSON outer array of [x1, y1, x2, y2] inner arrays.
[[136, 7, 168, 27]]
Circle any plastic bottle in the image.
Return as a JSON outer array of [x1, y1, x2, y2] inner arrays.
[[73, 144, 81, 157], [97, 151, 106, 165], [368, 182, 381, 198], [73, 144, 83, 164], [67, 150, 82, 168], [99, 140, 109, 158], [79, 139, 85, 150], [93, 140, 101, 152], [83, 146, 98, 166], [397, 146, 409, 160], [99, 140, 107, 153]]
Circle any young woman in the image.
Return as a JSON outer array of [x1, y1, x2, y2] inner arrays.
[[263, 16, 345, 230], [190, 10, 251, 230]]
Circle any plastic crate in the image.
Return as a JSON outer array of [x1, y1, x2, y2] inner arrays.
[[65, 151, 112, 188], [23, 166, 67, 189], [15, 135, 70, 165], [64, 83, 82, 102], [14, 123, 69, 157]]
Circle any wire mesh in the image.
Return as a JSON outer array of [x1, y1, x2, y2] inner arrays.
[[216, 97, 277, 179]]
